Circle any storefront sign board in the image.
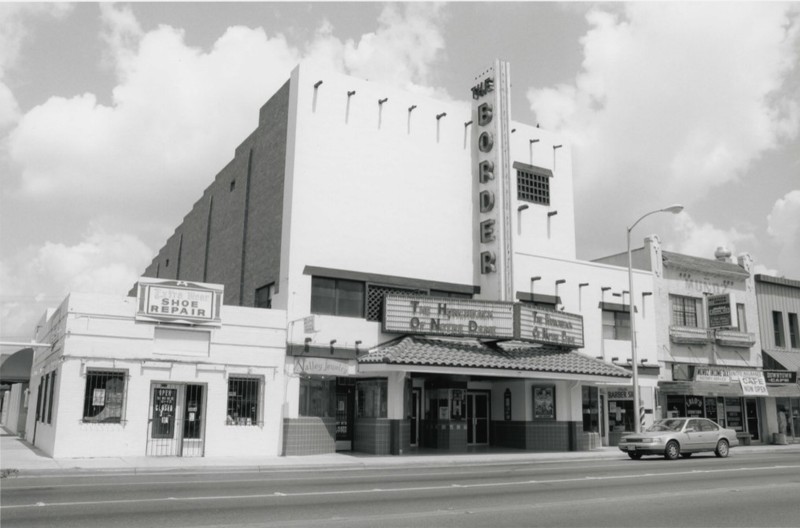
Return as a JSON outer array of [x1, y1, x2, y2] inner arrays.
[[383, 295, 515, 340], [136, 278, 223, 326], [607, 389, 634, 400], [763, 370, 797, 384], [382, 294, 584, 348], [694, 367, 731, 382], [517, 305, 584, 347], [294, 357, 353, 377], [739, 373, 768, 396]]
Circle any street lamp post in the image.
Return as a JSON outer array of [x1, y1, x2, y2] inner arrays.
[[627, 204, 683, 433]]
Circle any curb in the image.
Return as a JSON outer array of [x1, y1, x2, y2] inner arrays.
[[3, 444, 798, 479]]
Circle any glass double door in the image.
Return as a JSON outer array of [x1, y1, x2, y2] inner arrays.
[[467, 392, 489, 445], [146, 383, 205, 457]]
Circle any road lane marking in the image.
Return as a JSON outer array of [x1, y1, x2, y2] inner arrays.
[[3, 464, 800, 510]]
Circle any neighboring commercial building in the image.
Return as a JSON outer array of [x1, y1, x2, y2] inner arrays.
[[596, 240, 793, 444], [24, 281, 287, 458], [754, 274, 800, 443], [0, 347, 33, 435], [137, 60, 656, 457]]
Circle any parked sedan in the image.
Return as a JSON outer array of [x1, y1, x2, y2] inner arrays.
[[618, 417, 739, 460]]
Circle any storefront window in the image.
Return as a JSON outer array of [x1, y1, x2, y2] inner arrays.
[[83, 370, 126, 423], [356, 379, 387, 418], [609, 398, 634, 432], [582, 386, 599, 432], [725, 397, 743, 431], [666, 395, 686, 417], [226, 377, 260, 426], [685, 396, 704, 417], [299, 377, 337, 418]]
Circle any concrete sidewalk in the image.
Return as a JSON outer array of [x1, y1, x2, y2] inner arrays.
[[3, 428, 799, 477]]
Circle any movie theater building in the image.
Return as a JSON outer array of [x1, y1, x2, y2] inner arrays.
[[140, 60, 657, 456], [24, 280, 287, 458]]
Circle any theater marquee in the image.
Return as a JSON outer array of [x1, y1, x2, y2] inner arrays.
[[383, 294, 583, 348], [136, 278, 223, 327]]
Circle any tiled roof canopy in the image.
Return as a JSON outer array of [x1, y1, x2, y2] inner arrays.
[[359, 336, 631, 378]]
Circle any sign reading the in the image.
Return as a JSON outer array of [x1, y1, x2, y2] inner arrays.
[[136, 278, 223, 326], [707, 293, 734, 329], [518, 305, 584, 347], [472, 60, 513, 301], [383, 295, 515, 340], [382, 294, 584, 348]]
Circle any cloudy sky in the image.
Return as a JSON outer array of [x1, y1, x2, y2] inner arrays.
[[1, 2, 799, 343]]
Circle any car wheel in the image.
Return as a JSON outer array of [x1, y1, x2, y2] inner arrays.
[[664, 440, 680, 460], [680, 453, 693, 458], [715, 439, 729, 458], [628, 452, 643, 460]]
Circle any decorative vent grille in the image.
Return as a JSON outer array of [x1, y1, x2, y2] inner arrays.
[[517, 169, 550, 205], [367, 285, 424, 322]]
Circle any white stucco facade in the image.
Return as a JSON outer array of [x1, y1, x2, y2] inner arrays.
[[24, 289, 287, 458]]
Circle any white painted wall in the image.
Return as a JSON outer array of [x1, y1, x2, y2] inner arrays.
[[279, 63, 474, 320], [25, 292, 288, 458]]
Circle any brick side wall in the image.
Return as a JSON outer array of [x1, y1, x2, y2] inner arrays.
[[139, 81, 290, 306]]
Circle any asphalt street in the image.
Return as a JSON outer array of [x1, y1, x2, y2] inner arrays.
[[2, 450, 799, 528]]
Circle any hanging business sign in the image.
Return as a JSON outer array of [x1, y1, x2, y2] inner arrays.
[[136, 278, 223, 326], [739, 372, 768, 396], [763, 370, 797, 384], [382, 294, 584, 348], [694, 367, 768, 395], [707, 293, 735, 329]]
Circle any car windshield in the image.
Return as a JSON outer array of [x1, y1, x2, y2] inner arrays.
[[646, 419, 686, 432]]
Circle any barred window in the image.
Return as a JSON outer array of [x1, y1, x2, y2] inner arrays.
[[227, 377, 260, 426], [517, 169, 550, 205], [83, 370, 126, 423]]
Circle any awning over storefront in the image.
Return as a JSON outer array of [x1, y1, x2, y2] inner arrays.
[[767, 384, 800, 397], [763, 349, 800, 373], [359, 336, 631, 379]]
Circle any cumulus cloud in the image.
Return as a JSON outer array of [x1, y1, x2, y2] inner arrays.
[[767, 190, 800, 276], [527, 3, 800, 263], [0, 224, 152, 340], [0, 4, 72, 129], [669, 212, 757, 261], [1, 3, 449, 340]]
